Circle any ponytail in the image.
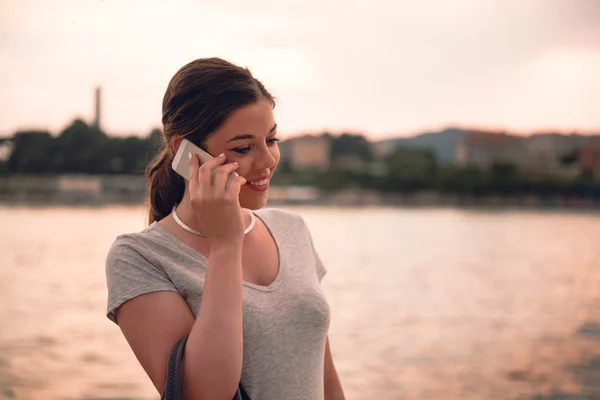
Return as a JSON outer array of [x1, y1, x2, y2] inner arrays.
[[145, 147, 185, 225]]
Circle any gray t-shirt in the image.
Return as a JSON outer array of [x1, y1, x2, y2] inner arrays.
[[105, 207, 330, 400]]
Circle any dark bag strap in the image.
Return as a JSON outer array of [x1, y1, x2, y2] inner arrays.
[[161, 336, 250, 400], [161, 336, 188, 400]]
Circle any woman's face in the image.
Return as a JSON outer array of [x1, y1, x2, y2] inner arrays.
[[203, 98, 280, 210]]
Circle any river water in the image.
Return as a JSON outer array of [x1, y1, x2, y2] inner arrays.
[[1, 205, 600, 400]]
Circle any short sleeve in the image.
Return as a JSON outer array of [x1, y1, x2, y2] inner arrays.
[[300, 217, 327, 282], [105, 236, 178, 325], [313, 244, 327, 282]]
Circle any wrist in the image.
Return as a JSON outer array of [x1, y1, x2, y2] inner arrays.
[[209, 240, 243, 255]]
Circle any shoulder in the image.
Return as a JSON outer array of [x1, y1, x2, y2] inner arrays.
[[105, 224, 175, 293], [105, 223, 167, 272], [106, 225, 155, 260]]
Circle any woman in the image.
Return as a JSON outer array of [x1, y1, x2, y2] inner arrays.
[[105, 58, 345, 400]]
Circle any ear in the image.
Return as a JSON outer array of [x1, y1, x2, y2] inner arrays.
[[171, 136, 184, 154]]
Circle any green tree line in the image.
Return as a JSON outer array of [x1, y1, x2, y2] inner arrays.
[[287, 160, 600, 198], [1, 119, 162, 175], [2, 119, 600, 197], [273, 134, 600, 198]]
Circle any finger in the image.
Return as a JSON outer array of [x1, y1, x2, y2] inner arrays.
[[225, 175, 247, 195], [188, 154, 211, 193], [188, 153, 200, 192], [214, 162, 240, 189], [189, 152, 199, 172], [198, 165, 212, 189], [225, 171, 237, 188], [225, 169, 247, 189], [235, 175, 247, 188], [199, 152, 227, 172]]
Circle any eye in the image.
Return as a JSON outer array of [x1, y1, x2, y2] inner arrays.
[[230, 137, 280, 154], [232, 146, 251, 155]]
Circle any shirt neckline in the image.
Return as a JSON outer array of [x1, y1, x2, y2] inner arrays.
[[150, 210, 285, 293]]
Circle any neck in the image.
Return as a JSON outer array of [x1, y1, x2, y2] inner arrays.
[[172, 190, 248, 233]]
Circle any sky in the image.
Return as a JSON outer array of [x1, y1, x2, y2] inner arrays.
[[1, 0, 599, 140]]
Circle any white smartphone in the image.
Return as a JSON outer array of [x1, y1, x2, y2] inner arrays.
[[172, 138, 219, 180]]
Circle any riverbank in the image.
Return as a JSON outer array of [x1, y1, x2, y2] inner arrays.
[[2, 174, 600, 210]]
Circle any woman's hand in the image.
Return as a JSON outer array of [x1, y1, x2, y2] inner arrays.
[[188, 153, 247, 246]]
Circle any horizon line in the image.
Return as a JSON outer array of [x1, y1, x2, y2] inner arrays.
[[1, 122, 600, 141]]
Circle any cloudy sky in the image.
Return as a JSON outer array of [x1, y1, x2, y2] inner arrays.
[[1, 0, 599, 139]]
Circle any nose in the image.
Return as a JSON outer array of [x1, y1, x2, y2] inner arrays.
[[254, 145, 277, 171]]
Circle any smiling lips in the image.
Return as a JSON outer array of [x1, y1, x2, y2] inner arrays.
[[246, 176, 269, 191]]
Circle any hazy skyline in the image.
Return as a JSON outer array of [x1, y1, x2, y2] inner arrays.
[[1, 0, 599, 140]]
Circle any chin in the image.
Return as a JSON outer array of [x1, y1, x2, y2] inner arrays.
[[240, 193, 268, 210]]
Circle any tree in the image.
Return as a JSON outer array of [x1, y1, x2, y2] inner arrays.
[[560, 150, 579, 165], [380, 147, 438, 192], [437, 165, 488, 195], [8, 130, 54, 174], [54, 119, 108, 173], [488, 162, 524, 194], [330, 133, 373, 162], [116, 136, 157, 174]]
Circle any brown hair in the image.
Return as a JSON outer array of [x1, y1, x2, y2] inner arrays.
[[145, 58, 275, 224]]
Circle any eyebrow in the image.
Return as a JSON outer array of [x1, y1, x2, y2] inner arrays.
[[227, 123, 278, 143]]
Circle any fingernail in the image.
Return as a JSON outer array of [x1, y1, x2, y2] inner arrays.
[[188, 153, 192, 160], [218, 153, 225, 158], [233, 162, 239, 166]]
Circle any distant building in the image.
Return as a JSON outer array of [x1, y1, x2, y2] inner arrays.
[[521, 133, 583, 178], [579, 137, 600, 180], [58, 176, 102, 193], [332, 154, 365, 172], [288, 135, 331, 171], [0, 175, 148, 204], [455, 131, 600, 179], [456, 132, 526, 169], [0, 139, 12, 162], [373, 141, 395, 158]]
